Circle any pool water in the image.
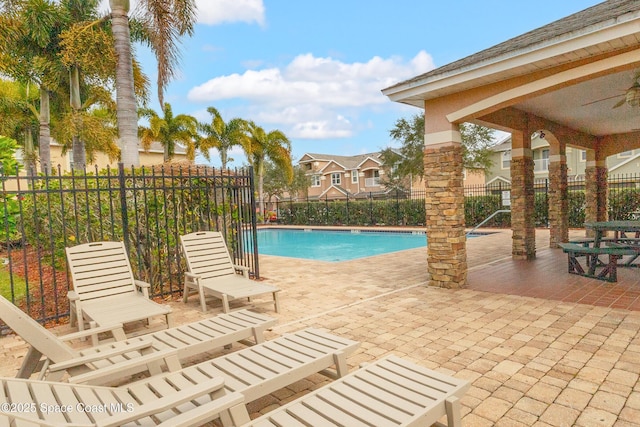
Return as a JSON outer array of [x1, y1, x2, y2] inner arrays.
[[256, 228, 428, 262]]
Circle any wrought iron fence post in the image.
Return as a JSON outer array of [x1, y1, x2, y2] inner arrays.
[[117, 163, 131, 254], [396, 189, 400, 225], [369, 192, 374, 225], [247, 166, 260, 278], [325, 195, 329, 224], [346, 193, 350, 225]]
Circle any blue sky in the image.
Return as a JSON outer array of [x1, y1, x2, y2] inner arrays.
[[101, 0, 602, 167]]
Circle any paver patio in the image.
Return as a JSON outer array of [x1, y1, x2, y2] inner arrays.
[[1, 228, 639, 426]]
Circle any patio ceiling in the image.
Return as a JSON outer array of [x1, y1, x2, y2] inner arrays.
[[514, 69, 640, 136]]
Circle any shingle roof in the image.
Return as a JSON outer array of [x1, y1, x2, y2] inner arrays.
[[385, 0, 640, 90], [300, 152, 383, 169]]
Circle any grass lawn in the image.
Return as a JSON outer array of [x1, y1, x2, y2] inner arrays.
[[0, 268, 26, 301]]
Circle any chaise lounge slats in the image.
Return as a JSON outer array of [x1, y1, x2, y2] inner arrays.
[[66, 241, 173, 331], [243, 355, 470, 427], [180, 231, 281, 313], [130, 328, 360, 404], [0, 376, 245, 427], [0, 296, 277, 385]]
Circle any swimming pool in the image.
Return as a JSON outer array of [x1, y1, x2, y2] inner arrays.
[[256, 228, 428, 262]]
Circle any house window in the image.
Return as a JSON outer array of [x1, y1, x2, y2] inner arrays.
[[351, 170, 358, 184], [311, 175, 321, 187], [501, 151, 511, 169], [618, 150, 633, 158], [535, 149, 549, 172], [580, 150, 587, 162], [331, 172, 341, 185], [365, 170, 381, 187], [304, 163, 312, 170]]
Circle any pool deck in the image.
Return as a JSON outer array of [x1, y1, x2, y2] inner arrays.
[[1, 227, 639, 426]]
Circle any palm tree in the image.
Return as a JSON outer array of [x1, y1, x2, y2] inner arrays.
[[108, 0, 196, 167], [0, 0, 67, 173], [242, 121, 293, 220], [0, 79, 39, 173], [139, 103, 198, 162], [198, 107, 246, 170]]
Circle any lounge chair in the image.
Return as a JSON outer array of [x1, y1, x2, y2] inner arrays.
[[127, 328, 360, 404], [180, 231, 280, 313], [0, 295, 277, 385], [0, 375, 247, 427], [239, 354, 471, 427], [65, 241, 173, 332], [106, 355, 468, 427]]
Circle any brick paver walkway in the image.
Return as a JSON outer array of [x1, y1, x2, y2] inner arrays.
[[1, 228, 639, 426]]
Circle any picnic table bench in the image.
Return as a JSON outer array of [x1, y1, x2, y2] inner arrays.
[[559, 242, 636, 282]]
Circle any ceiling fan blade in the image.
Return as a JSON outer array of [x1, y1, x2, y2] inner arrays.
[[581, 94, 623, 107], [612, 98, 627, 108]]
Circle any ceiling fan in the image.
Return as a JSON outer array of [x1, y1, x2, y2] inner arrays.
[[582, 71, 640, 108]]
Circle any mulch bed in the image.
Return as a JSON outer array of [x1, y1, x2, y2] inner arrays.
[[1, 244, 71, 327]]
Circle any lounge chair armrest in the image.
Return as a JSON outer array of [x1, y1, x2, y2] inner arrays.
[[49, 338, 155, 371], [97, 379, 245, 427], [134, 279, 151, 297], [233, 264, 250, 277], [64, 349, 182, 386], [59, 323, 126, 342], [67, 290, 79, 301]]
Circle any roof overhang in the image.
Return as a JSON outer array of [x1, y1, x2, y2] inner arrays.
[[383, 11, 640, 108]]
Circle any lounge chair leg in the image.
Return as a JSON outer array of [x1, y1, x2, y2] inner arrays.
[[182, 281, 189, 303], [199, 285, 207, 313], [333, 351, 348, 378], [166, 313, 174, 329], [222, 295, 230, 314], [17, 347, 43, 379], [445, 396, 462, 427], [273, 292, 280, 313]]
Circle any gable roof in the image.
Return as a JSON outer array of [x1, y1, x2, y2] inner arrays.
[[299, 152, 383, 170]]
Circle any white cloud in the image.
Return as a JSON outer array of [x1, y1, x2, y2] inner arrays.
[[98, 0, 265, 26], [196, 0, 265, 26], [187, 51, 434, 139]]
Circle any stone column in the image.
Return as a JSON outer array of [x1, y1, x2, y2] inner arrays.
[[585, 155, 608, 237], [423, 133, 467, 288], [548, 145, 568, 247], [510, 132, 536, 259]]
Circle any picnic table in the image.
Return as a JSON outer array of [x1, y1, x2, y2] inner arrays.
[[559, 220, 640, 281], [584, 220, 640, 246]]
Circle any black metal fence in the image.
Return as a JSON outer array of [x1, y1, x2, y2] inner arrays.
[[275, 173, 640, 228], [0, 164, 258, 324]]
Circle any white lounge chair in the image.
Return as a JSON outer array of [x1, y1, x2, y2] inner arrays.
[[65, 241, 173, 332], [0, 295, 277, 386], [180, 231, 280, 313], [129, 328, 360, 404], [240, 354, 471, 427], [0, 375, 248, 427]]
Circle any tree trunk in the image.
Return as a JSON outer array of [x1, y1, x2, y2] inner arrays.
[[23, 127, 36, 176], [110, 0, 140, 167], [38, 88, 52, 174], [70, 67, 86, 171]]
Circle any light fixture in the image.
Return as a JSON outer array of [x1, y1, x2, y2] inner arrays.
[[625, 83, 640, 107]]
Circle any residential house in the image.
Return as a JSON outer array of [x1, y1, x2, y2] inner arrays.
[[47, 141, 188, 172], [486, 133, 640, 185], [298, 152, 411, 200], [2, 141, 188, 192]]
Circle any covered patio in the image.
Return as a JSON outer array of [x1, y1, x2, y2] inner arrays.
[[383, 1, 640, 288]]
